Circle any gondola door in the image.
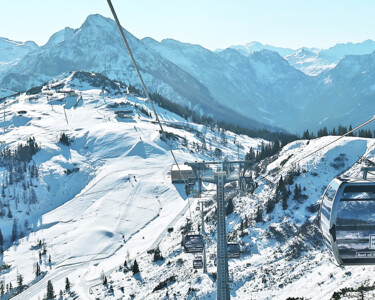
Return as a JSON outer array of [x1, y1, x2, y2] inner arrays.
[[333, 183, 375, 265]]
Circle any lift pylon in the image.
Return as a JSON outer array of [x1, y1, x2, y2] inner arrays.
[[185, 160, 254, 300]]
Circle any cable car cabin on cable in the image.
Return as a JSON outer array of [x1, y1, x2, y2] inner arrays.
[[227, 243, 241, 259], [320, 170, 375, 265], [193, 258, 203, 269], [183, 234, 204, 253]]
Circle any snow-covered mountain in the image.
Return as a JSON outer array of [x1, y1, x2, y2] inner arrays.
[[147, 37, 375, 133], [284, 49, 336, 76], [226, 40, 375, 76], [0, 37, 39, 98], [0, 37, 38, 73], [1, 72, 375, 299], [0, 15, 274, 132], [1, 15, 200, 98], [320, 39, 375, 60], [304, 51, 375, 130], [222, 41, 299, 57], [143, 38, 317, 132], [1, 14, 375, 134]]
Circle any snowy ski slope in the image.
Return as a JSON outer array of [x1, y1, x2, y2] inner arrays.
[[0, 71, 262, 299]]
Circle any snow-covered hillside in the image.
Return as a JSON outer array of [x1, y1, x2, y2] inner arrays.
[[87, 135, 375, 300], [1, 71, 375, 300], [0, 71, 263, 299]]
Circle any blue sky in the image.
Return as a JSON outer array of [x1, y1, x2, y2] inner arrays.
[[1, 0, 375, 50]]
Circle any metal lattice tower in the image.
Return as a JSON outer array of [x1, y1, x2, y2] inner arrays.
[[185, 160, 253, 300], [216, 171, 230, 299]]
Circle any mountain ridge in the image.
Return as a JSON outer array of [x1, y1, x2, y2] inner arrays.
[[1, 14, 375, 134]]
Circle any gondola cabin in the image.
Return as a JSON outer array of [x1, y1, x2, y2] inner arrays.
[[227, 243, 241, 259], [193, 258, 203, 269], [320, 170, 375, 265], [183, 234, 204, 253]]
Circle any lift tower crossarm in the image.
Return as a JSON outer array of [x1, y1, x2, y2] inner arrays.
[[185, 160, 254, 167]]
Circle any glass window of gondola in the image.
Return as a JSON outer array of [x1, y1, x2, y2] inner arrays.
[[320, 179, 340, 248], [320, 180, 340, 221], [335, 184, 375, 264]]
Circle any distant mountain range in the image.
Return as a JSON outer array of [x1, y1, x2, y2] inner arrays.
[[224, 40, 375, 76], [1, 14, 375, 134]]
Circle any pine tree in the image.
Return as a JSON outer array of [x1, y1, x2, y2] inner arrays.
[[282, 188, 289, 210], [220, 128, 227, 146], [132, 260, 140, 275], [46, 280, 54, 299], [226, 198, 234, 216], [272, 140, 280, 154], [35, 262, 41, 277], [255, 206, 263, 222], [103, 276, 107, 285], [293, 184, 301, 200], [245, 147, 256, 161], [348, 125, 353, 136], [153, 247, 164, 262], [0, 281, 4, 296], [59, 133, 71, 146], [302, 130, 310, 139], [12, 219, 18, 242], [275, 176, 287, 204], [0, 228, 3, 247], [65, 277, 70, 291], [17, 273, 23, 287], [266, 199, 276, 214]]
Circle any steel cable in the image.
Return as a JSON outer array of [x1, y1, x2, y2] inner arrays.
[[294, 114, 375, 165], [106, 0, 193, 221]]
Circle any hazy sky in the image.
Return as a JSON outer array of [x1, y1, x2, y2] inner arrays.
[[1, 0, 375, 50]]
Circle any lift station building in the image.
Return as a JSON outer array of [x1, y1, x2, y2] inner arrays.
[[171, 164, 194, 183]]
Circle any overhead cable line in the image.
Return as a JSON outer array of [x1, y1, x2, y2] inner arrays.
[[106, 0, 193, 220]]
